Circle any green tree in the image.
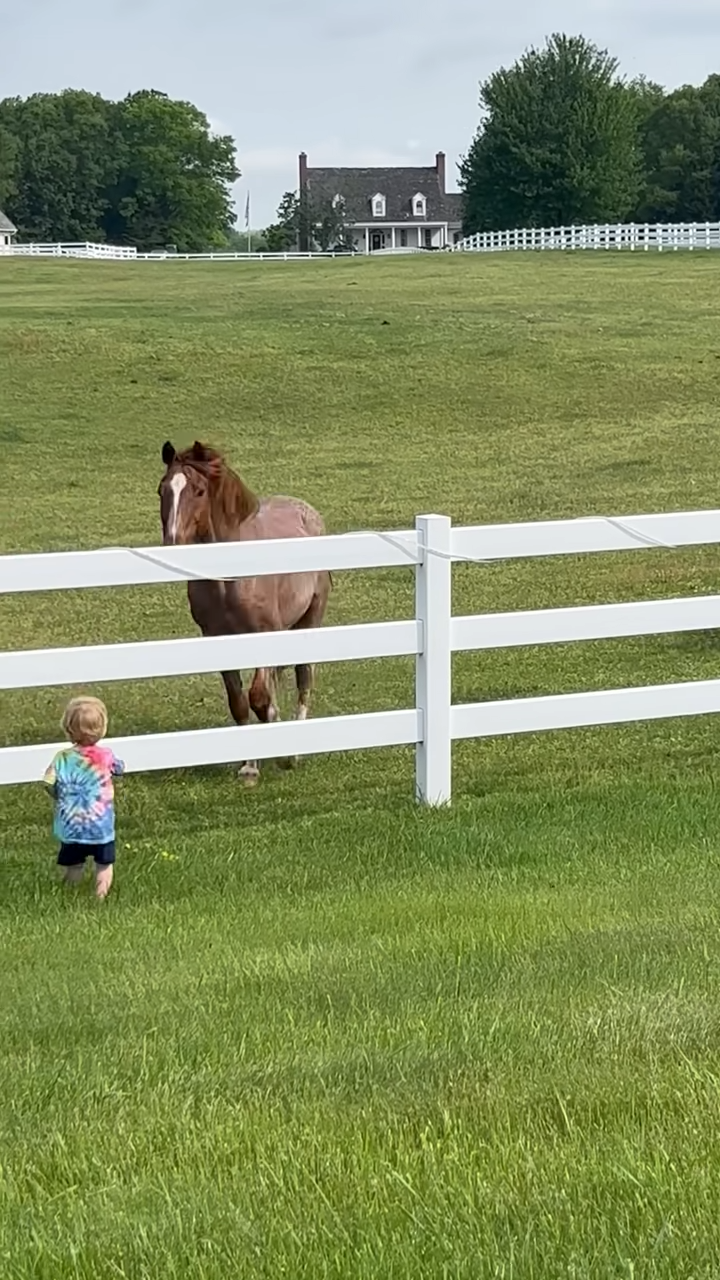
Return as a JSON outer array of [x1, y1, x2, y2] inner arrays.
[[264, 189, 353, 252], [0, 121, 17, 208], [103, 90, 238, 251], [221, 227, 269, 253], [312, 194, 354, 251], [264, 191, 300, 251], [264, 222, 297, 252], [636, 76, 720, 221], [460, 33, 644, 232], [0, 89, 239, 249], [0, 90, 115, 241]]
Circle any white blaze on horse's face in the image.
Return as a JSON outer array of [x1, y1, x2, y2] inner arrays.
[[168, 472, 187, 544]]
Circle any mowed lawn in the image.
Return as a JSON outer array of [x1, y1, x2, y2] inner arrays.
[[2, 252, 720, 1278]]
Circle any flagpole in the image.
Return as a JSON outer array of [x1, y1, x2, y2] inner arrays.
[[246, 191, 251, 254]]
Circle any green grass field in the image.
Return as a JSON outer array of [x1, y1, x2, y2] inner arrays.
[[2, 252, 720, 1278]]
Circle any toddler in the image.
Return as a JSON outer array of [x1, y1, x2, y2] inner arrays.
[[43, 696, 125, 900]]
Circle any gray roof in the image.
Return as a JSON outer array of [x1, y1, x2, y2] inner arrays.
[[0, 210, 16, 234], [305, 166, 462, 225]]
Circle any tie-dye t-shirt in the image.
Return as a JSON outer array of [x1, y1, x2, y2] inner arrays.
[[43, 744, 125, 844]]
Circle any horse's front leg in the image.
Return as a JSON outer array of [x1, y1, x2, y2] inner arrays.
[[248, 667, 281, 724], [247, 666, 285, 776], [275, 663, 313, 770], [220, 670, 259, 786]]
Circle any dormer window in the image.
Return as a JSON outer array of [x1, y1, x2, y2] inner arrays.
[[412, 193, 427, 218], [371, 193, 386, 218]]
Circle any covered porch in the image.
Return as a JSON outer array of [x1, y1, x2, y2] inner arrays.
[[352, 224, 447, 253]]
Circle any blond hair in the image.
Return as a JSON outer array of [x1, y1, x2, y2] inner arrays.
[[61, 696, 108, 746]]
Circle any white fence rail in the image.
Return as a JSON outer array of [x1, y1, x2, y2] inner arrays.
[[2, 508, 720, 803], [0, 241, 357, 262], [454, 221, 720, 254]]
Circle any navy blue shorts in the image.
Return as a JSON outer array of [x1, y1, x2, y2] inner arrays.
[[57, 841, 116, 867]]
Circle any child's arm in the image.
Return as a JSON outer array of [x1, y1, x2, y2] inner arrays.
[[111, 754, 125, 777], [43, 757, 57, 797]]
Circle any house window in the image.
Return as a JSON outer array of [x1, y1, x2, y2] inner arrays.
[[413, 193, 427, 218], [453, 231, 461, 244], [371, 193, 386, 218], [424, 228, 433, 248]]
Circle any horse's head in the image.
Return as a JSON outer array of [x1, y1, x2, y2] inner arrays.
[[158, 440, 215, 545]]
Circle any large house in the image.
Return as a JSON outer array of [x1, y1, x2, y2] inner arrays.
[[298, 152, 463, 253], [0, 210, 16, 247]]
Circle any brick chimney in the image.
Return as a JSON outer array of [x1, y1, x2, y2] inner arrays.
[[435, 151, 446, 193], [298, 152, 309, 251]]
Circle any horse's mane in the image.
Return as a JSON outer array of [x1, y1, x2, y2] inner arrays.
[[178, 441, 259, 532]]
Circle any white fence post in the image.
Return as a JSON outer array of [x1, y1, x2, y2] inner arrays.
[[415, 514, 452, 805]]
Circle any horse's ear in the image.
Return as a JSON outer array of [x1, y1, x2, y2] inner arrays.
[[162, 441, 176, 467], [191, 440, 208, 461]]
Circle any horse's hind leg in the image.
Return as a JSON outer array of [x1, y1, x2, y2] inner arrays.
[[221, 670, 259, 787], [294, 663, 313, 723], [282, 578, 331, 769], [294, 577, 330, 721]]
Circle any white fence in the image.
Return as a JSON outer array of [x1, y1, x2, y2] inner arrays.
[[0, 241, 356, 262], [454, 221, 720, 254], [3, 222, 720, 262], [0, 242, 139, 260], [3, 509, 720, 804]]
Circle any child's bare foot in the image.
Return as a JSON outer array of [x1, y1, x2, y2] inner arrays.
[[95, 866, 113, 900]]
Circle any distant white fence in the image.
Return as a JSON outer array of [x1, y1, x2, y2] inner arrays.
[[3, 509, 720, 804], [454, 221, 720, 253], [0, 241, 356, 262], [4, 222, 720, 262], [0, 242, 139, 260]]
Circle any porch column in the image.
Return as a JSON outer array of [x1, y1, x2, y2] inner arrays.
[[391, 226, 396, 251], [365, 227, 369, 255]]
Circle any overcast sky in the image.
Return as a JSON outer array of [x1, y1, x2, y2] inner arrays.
[[1, 0, 717, 227]]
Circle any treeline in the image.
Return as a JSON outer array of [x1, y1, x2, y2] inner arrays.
[[0, 89, 238, 251], [461, 34, 720, 233]]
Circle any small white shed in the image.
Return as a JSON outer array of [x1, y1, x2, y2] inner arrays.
[[0, 210, 17, 246]]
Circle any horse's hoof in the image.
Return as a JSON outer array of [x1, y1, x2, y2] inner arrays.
[[276, 756, 298, 771]]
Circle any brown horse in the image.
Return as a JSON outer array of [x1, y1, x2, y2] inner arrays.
[[158, 440, 331, 783]]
